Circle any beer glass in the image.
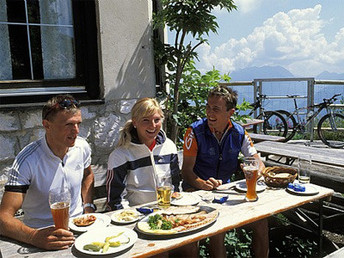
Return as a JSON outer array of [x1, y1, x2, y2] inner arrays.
[[242, 157, 259, 202], [156, 175, 173, 208], [49, 187, 71, 230], [298, 154, 312, 184]]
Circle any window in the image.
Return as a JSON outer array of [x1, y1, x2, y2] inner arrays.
[[0, 0, 99, 105]]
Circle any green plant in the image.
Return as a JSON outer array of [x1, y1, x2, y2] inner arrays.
[[199, 229, 252, 258], [154, 0, 237, 142], [159, 60, 251, 147], [273, 235, 317, 257]]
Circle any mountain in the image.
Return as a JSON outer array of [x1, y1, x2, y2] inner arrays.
[[229, 66, 294, 81], [316, 71, 344, 80]]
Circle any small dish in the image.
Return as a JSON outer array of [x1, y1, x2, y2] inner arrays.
[[69, 213, 111, 233], [235, 179, 267, 193], [111, 209, 142, 224], [286, 183, 319, 196], [171, 192, 202, 206], [196, 190, 215, 202]]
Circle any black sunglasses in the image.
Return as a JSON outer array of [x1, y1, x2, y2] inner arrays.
[[43, 99, 80, 120]]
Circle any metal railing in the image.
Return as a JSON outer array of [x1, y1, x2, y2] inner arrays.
[[218, 77, 344, 141]]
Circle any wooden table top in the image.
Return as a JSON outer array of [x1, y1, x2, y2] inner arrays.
[[239, 118, 264, 128], [254, 141, 344, 167], [0, 182, 333, 258]]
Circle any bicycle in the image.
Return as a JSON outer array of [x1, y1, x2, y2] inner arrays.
[[276, 93, 344, 148], [244, 94, 288, 137]]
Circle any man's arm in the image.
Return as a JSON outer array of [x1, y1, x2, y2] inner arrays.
[[253, 153, 266, 176], [182, 156, 221, 191], [81, 165, 95, 213], [0, 191, 74, 250]]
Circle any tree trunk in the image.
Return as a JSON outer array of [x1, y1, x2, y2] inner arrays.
[[170, 68, 182, 143]]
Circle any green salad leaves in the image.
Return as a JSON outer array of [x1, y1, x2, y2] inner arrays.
[[148, 214, 172, 230]]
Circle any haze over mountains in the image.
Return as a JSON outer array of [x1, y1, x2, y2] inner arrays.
[[229, 66, 344, 81], [228, 66, 344, 113]]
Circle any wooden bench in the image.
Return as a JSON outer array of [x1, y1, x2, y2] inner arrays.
[[249, 133, 285, 143], [254, 141, 344, 167], [92, 164, 108, 213]]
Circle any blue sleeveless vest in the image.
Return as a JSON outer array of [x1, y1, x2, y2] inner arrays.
[[191, 118, 245, 183]]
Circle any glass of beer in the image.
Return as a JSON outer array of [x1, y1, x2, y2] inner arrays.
[[242, 157, 259, 202], [49, 187, 71, 230], [156, 175, 173, 208], [298, 154, 312, 184]]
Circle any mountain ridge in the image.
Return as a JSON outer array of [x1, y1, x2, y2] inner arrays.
[[229, 66, 344, 81]]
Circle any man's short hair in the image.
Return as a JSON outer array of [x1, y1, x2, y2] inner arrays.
[[208, 86, 238, 110], [42, 94, 80, 121]]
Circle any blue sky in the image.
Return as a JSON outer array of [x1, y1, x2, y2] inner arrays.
[[168, 0, 344, 77]]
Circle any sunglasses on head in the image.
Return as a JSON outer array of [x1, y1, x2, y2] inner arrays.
[[43, 99, 80, 120]]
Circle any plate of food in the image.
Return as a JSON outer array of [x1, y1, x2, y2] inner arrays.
[[74, 226, 137, 255], [171, 192, 202, 206], [69, 213, 111, 233], [111, 209, 143, 224], [135, 206, 218, 238], [235, 179, 267, 193]]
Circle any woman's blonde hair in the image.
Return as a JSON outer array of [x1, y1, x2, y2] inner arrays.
[[117, 98, 164, 147]]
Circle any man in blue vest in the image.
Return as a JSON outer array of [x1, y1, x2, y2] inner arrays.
[[182, 86, 269, 257]]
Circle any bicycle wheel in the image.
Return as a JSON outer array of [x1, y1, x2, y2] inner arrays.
[[317, 113, 344, 148], [254, 111, 288, 137], [276, 110, 297, 141]]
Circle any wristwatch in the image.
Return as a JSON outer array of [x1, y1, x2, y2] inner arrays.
[[83, 203, 96, 211]]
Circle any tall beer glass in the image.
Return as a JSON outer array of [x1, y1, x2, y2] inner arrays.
[[242, 157, 259, 202], [49, 187, 71, 230], [156, 175, 173, 208]]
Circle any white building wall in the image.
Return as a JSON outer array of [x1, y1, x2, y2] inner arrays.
[[0, 0, 156, 194]]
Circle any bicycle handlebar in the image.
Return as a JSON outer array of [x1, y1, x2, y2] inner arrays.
[[323, 93, 341, 104]]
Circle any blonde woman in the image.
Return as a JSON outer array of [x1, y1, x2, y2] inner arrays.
[[106, 98, 180, 210]]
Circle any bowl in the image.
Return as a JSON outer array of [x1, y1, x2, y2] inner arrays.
[[263, 166, 297, 188]]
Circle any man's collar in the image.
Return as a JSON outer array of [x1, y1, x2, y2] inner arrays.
[[209, 120, 233, 134]]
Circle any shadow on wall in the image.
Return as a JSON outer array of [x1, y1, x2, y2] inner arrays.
[[108, 24, 156, 100]]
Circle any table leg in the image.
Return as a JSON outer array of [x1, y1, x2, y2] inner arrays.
[[318, 199, 324, 255]]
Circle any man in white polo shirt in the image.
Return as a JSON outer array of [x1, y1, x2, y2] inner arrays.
[[0, 94, 95, 250]]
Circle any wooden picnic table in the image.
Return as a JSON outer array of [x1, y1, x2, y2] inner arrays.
[[0, 181, 333, 258], [254, 141, 344, 167], [239, 118, 264, 128], [248, 133, 286, 143]]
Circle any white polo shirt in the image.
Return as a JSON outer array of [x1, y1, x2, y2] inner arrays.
[[6, 136, 91, 228]]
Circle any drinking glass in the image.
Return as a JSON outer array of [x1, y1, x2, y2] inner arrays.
[[156, 175, 173, 208], [242, 157, 259, 202], [49, 187, 71, 230], [298, 154, 312, 184]]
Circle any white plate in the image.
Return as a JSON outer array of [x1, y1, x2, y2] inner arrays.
[[171, 192, 202, 206], [74, 226, 137, 255], [286, 184, 319, 196], [69, 213, 111, 233], [111, 209, 142, 224], [235, 180, 267, 193]]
